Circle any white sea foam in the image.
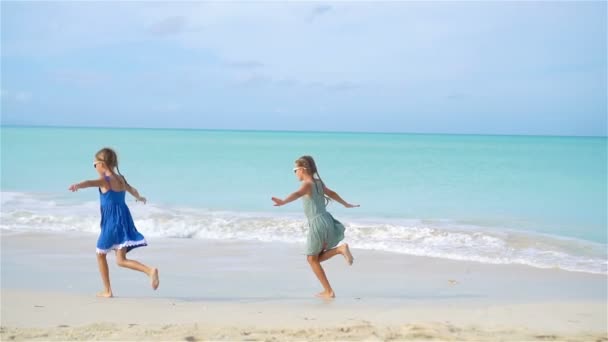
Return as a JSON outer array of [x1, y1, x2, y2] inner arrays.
[[2, 191, 606, 275]]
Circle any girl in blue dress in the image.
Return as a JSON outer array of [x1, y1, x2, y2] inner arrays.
[[272, 155, 359, 299], [69, 147, 159, 297]]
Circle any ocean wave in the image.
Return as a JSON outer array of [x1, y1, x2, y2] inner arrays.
[[1, 191, 606, 275]]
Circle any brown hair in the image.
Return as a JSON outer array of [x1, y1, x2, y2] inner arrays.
[[95, 147, 129, 187], [295, 155, 331, 205]]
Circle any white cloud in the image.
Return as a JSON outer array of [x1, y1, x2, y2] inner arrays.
[[0, 2, 537, 85], [2, 1, 605, 135]]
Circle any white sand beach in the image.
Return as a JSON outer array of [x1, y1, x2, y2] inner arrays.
[[1, 231, 607, 341]]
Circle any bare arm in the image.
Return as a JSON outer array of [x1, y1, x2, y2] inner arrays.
[[324, 185, 359, 208], [271, 182, 312, 207], [122, 177, 147, 204], [68, 178, 106, 191]]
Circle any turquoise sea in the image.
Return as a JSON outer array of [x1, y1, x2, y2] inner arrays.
[[1, 127, 606, 274]]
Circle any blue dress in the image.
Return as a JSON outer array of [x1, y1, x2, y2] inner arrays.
[[96, 175, 147, 254]]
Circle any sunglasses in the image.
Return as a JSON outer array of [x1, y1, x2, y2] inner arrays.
[[93, 161, 103, 168], [293, 167, 306, 173]]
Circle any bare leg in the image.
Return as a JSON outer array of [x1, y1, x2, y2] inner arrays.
[[318, 247, 341, 262], [319, 243, 354, 265], [96, 253, 113, 297], [115, 248, 160, 290], [307, 255, 335, 299]]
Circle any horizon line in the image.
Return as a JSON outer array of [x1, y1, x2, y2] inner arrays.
[[1, 124, 606, 139]]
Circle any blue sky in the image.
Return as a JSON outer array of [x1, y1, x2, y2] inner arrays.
[[1, 1, 606, 136]]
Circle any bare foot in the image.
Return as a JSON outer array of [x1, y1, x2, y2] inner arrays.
[[315, 290, 335, 299], [150, 268, 160, 290], [96, 290, 113, 298], [341, 244, 354, 265]]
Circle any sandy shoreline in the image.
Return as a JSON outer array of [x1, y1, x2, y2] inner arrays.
[[2, 289, 607, 341], [1, 231, 607, 340], [2, 289, 606, 341]]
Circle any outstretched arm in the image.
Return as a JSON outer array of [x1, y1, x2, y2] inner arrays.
[[323, 185, 359, 208], [68, 178, 105, 192], [122, 178, 147, 204], [272, 182, 312, 206]]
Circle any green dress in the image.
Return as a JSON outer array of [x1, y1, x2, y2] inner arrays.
[[303, 179, 346, 255]]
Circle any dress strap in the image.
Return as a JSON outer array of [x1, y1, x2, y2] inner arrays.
[[104, 175, 112, 190]]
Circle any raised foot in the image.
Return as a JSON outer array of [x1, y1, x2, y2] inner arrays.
[[341, 244, 354, 265], [150, 268, 160, 290]]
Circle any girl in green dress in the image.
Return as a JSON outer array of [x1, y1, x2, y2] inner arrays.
[[272, 155, 359, 299]]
